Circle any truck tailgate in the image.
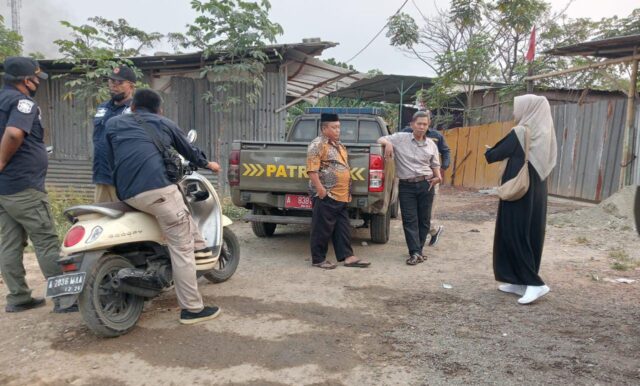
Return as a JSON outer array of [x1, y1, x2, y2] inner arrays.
[[238, 141, 372, 195]]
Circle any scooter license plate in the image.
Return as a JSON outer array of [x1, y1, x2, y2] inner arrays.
[[46, 272, 86, 298], [285, 194, 312, 209]]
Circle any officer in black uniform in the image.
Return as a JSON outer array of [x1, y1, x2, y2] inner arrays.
[[0, 57, 66, 312], [92, 65, 136, 202]]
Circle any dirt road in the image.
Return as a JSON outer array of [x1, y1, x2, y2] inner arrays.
[[0, 187, 638, 385]]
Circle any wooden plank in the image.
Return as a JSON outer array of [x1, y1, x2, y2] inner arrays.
[[462, 126, 480, 188], [484, 122, 509, 186], [452, 127, 471, 186]]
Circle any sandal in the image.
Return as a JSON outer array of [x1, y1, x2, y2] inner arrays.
[[313, 261, 337, 270], [344, 259, 371, 268], [406, 254, 423, 266]]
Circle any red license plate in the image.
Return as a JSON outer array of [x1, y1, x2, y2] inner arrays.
[[285, 194, 313, 209]]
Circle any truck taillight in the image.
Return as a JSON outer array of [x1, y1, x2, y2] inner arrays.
[[228, 149, 240, 186], [368, 154, 384, 192]]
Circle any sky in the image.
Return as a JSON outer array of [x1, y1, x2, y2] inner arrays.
[[0, 0, 638, 77]]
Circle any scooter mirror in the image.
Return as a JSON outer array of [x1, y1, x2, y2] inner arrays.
[[187, 130, 197, 144]]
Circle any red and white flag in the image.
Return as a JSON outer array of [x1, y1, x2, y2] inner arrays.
[[525, 26, 536, 62]]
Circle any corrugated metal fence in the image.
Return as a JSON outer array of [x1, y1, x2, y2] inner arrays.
[[39, 68, 286, 197], [444, 99, 638, 202]]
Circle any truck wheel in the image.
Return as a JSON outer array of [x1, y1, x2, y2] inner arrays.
[[370, 207, 391, 244], [251, 221, 276, 237], [390, 199, 399, 219], [251, 208, 277, 237], [78, 254, 144, 338], [205, 228, 240, 283]]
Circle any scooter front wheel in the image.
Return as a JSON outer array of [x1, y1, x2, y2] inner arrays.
[[78, 254, 145, 338], [204, 228, 240, 283]]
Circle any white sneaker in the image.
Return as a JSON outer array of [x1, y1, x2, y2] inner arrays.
[[498, 283, 525, 296], [517, 285, 550, 304]]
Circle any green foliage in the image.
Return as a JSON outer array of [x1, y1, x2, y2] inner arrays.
[[324, 58, 357, 71], [450, 0, 486, 29], [48, 188, 91, 240], [386, 13, 419, 48], [221, 196, 248, 220], [0, 15, 22, 61], [53, 17, 161, 106], [170, 0, 283, 110]]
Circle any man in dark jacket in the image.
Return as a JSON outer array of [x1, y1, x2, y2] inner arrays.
[[401, 111, 450, 246], [105, 88, 221, 325], [92, 65, 136, 202]]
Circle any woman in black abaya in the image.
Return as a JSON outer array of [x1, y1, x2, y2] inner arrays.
[[485, 94, 557, 305]]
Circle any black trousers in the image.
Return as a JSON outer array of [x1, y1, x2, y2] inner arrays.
[[399, 180, 435, 256], [310, 197, 353, 264]]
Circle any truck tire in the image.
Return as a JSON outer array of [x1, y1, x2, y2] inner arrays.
[[370, 207, 391, 244], [251, 221, 276, 237], [251, 208, 277, 237]]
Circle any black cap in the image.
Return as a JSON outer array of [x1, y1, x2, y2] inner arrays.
[[2, 56, 48, 81], [320, 113, 339, 123], [109, 65, 136, 82]]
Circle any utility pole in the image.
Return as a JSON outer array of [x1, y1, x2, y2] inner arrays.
[[7, 0, 21, 34]]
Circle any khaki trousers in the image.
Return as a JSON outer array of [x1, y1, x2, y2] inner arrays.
[[94, 184, 118, 203], [0, 189, 62, 306], [125, 184, 205, 312]]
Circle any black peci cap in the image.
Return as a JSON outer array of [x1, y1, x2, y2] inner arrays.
[[2, 56, 48, 81], [109, 65, 137, 82], [320, 113, 339, 123]]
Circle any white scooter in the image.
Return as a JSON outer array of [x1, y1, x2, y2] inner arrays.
[[46, 131, 239, 337]]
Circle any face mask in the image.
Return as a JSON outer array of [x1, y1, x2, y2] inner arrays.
[[111, 92, 126, 102], [26, 79, 38, 97]]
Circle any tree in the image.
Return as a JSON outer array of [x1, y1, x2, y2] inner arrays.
[[387, 1, 607, 124], [167, 0, 283, 110], [387, 0, 500, 124], [0, 15, 22, 61], [53, 17, 162, 104]]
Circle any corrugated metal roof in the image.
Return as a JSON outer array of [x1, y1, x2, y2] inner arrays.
[[13, 41, 339, 73], [329, 74, 505, 104], [544, 33, 640, 58], [329, 74, 436, 103], [281, 49, 366, 109]]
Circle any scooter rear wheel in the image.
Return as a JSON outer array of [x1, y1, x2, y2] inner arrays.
[[79, 254, 145, 338], [204, 228, 240, 283]]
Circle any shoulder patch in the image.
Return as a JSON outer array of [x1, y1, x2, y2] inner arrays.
[[17, 99, 35, 114], [95, 107, 107, 118]]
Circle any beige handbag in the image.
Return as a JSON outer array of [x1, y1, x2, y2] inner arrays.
[[497, 127, 530, 201]]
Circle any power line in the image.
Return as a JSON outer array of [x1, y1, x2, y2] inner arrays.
[[345, 0, 410, 64]]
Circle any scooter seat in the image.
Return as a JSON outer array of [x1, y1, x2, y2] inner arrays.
[[64, 201, 139, 222]]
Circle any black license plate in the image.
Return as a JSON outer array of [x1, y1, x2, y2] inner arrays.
[[46, 272, 86, 298]]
